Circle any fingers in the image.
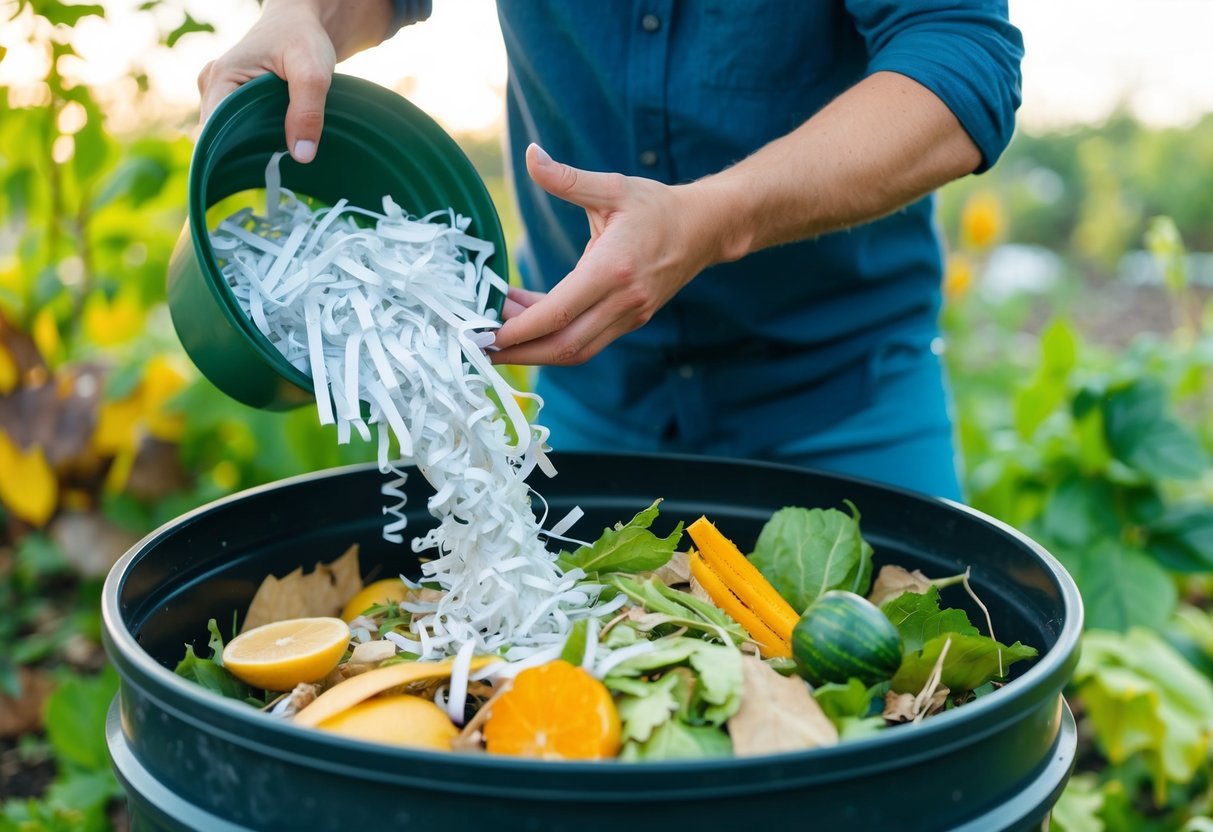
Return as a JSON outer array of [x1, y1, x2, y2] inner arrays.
[[500, 286, 545, 321], [197, 61, 242, 127], [526, 143, 625, 210], [283, 52, 332, 163]]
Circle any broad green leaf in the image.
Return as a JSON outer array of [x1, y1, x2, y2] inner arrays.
[[812, 678, 877, 723], [1039, 476, 1119, 550], [1148, 506, 1213, 573], [164, 13, 215, 47], [890, 633, 1037, 693], [749, 503, 873, 612], [619, 719, 731, 762], [611, 672, 683, 743], [43, 667, 119, 772], [1102, 381, 1207, 480], [1074, 629, 1213, 803], [1015, 319, 1077, 439], [559, 618, 589, 665], [558, 500, 681, 575], [174, 620, 258, 704], [1054, 541, 1176, 632], [880, 586, 978, 653]]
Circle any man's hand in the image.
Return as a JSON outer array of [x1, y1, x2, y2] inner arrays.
[[196, 0, 392, 163], [491, 144, 728, 366]]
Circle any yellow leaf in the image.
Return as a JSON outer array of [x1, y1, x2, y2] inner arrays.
[[83, 290, 145, 346], [0, 344, 17, 394], [0, 433, 58, 526], [32, 308, 61, 365], [140, 356, 187, 441], [92, 396, 142, 455]]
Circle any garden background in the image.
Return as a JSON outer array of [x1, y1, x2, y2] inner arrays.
[[3, 1, 1213, 830]]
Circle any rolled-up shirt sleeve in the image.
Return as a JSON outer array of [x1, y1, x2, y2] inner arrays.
[[848, 0, 1024, 173], [386, 0, 433, 38]]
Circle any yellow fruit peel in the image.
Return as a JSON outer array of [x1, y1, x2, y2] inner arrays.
[[316, 694, 458, 750], [294, 655, 499, 728]]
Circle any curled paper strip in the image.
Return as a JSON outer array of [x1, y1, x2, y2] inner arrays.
[[212, 156, 615, 702]]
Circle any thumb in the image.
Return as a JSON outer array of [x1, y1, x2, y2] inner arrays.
[[526, 143, 622, 209], [282, 51, 333, 164]]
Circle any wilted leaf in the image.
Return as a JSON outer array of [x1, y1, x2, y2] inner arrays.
[[1074, 629, 1213, 804], [882, 686, 948, 724], [242, 544, 362, 631], [867, 564, 934, 607], [645, 550, 690, 586], [49, 510, 139, 578], [727, 655, 837, 756], [749, 503, 874, 612], [891, 633, 1037, 694]]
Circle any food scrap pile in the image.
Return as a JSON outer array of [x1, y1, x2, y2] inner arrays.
[[177, 160, 1037, 760]]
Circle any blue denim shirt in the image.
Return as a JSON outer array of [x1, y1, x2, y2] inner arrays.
[[395, 1, 1023, 457]]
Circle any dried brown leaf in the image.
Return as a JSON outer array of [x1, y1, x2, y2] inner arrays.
[[883, 686, 949, 724], [49, 511, 139, 579], [349, 640, 398, 665], [688, 575, 712, 604], [645, 550, 691, 587], [867, 565, 935, 607], [0, 668, 55, 737], [728, 655, 838, 756], [453, 681, 510, 752], [242, 545, 362, 632], [264, 683, 319, 717]]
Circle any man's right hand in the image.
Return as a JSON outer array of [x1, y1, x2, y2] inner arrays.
[[197, 0, 393, 163]]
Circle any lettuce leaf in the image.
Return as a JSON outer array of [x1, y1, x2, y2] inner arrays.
[[749, 502, 873, 613], [558, 499, 682, 575]]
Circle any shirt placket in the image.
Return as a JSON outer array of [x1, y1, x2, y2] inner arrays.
[[631, 0, 673, 181]]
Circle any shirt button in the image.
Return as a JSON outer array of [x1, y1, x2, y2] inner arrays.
[[639, 150, 659, 167], [678, 365, 694, 379], [641, 13, 661, 33]]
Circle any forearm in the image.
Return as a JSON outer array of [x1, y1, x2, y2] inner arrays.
[[689, 71, 982, 263], [263, 0, 394, 61]]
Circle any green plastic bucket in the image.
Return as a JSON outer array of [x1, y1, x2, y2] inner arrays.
[[102, 453, 1082, 831], [167, 73, 507, 410]]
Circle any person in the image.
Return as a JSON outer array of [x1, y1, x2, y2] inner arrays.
[[199, 1, 1024, 502]]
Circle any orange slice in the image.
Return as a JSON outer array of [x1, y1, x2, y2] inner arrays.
[[341, 578, 410, 622], [316, 694, 457, 750], [483, 660, 620, 760], [222, 617, 350, 691]]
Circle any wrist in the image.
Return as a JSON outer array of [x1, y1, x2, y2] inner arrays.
[[676, 175, 757, 267]]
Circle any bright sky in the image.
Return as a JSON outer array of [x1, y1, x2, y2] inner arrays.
[[1, 0, 1212, 134]]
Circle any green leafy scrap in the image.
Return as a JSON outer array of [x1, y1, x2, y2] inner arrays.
[[607, 574, 745, 644], [559, 618, 590, 665], [610, 672, 686, 744], [619, 719, 732, 762], [881, 586, 979, 653], [558, 500, 682, 575], [812, 678, 879, 724], [605, 637, 743, 726], [749, 502, 873, 613], [173, 618, 260, 705], [891, 633, 1037, 694]]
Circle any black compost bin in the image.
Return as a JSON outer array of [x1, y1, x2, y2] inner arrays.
[[102, 453, 1082, 832]]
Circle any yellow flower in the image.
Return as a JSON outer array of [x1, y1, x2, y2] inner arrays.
[[83, 289, 145, 346], [960, 191, 1004, 251], [944, 253, 974, 302], [0, 432, 58, 526], [211, 460, 240, 492]]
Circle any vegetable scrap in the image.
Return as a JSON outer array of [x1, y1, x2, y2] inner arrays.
[[175, 157, 1039, 760]]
